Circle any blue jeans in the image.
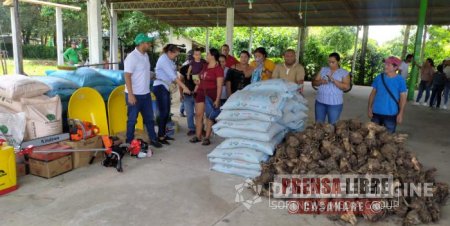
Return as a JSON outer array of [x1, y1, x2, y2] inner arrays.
[[183, 95, 195, 131], [153, 85, 171, 138], [416, 80, 431, 103], [315, 100, 343, 124], [444, 81, 450, 105], [180, 102, 185, 114], [126, 93, 157, 143], [371, 113, 397, 133]]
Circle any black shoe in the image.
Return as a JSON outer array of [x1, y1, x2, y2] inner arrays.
[[202, 138, 211, 146], [189, 137, 201, 143], [150, 140, 162, 148], [180, 113, 186, 117], [164, 136, 175, 141], [159, 139, 170, 145]]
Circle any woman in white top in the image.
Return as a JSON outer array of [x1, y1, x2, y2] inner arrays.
[[311, 52, 351, 124], [153, 44, 191, 144]]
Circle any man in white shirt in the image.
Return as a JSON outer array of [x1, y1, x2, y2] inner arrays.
[[399, 54, 413, 82], [124, 33, 162, 148]]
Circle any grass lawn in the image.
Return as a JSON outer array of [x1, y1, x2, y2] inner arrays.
[[2, 59, 58, 76]]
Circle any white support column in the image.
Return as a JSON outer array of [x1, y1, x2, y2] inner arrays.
[[248, 27, 253, 53], [296, 27, 302, 63], [10, 0, 24, 74], [87, 0, 103, 65], [205, 27, 210, 52], [55, 7, 64, 66], [110, 4, 118, 70], [169, 27, 174, 43], [226, 7, 234, 52]]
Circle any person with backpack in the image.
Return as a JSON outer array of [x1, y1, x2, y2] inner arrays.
[[368, 56, 407, 133], [311, 52, 350, 124], [429, 64, 448, 109]]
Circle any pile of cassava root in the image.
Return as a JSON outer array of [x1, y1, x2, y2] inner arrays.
[[254, 119, 449, 226]]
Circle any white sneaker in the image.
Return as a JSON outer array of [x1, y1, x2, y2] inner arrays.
[[442, 105, 448, 110], [422, 102, 428, 106]]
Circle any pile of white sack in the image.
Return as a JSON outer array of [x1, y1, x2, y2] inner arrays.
[[208, 79, 309, 178], [0, 75, 62, 149]]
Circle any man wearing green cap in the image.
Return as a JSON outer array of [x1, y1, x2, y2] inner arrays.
[[63, 41, 83, 65], [124, 33, 162, 149]]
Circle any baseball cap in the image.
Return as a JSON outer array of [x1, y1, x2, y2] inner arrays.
[[383, 56, 402, 67], [134, 33, 154, 45]]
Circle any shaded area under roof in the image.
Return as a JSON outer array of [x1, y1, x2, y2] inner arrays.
[[108, 0, 450, 27]]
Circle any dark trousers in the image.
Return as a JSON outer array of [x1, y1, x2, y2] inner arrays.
[[126, 94, 157, 143], [416, 80, 432, 103], [430, 85, 445, 108], [153, 85, 171, 138], [371, 113, 397, 133]]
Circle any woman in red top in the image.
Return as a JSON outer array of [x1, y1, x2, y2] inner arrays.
[[190, 48, 224, 145]]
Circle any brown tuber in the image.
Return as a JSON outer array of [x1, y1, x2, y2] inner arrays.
[[253, 120, 449, 226]]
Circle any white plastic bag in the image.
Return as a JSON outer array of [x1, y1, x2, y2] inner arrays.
[[211, 163, 261, 178], [214, 123, 286, 142], [0, 75, 50, 99], [209, 157, 261, 171], [0, 112, 26, 149], [216, 110, 280, 122], [221, 90, 286, 116], [207, 147, 269, 164], [217, 132, 285, 155], [244, 79, 299, 96], [213, 119, 272, 132]]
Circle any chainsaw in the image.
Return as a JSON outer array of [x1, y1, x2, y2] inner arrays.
[[68, 119, 100, 141], [18, 136, 124, 172]]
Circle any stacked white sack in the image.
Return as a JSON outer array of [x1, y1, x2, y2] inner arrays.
[[0, 75, 62, 143], [208, 79, 309, 178]]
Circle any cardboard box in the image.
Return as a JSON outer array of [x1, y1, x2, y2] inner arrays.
[[25, 119, 63, 141], [63, 136, 104, 169], [29, 155, 72, 179], [16, 162, 27, 177]]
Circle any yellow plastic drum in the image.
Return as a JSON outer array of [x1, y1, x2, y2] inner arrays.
[[0, 141, 17, 195]]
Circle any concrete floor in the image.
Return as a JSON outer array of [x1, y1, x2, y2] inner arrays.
[[1, 83, 449, 226]]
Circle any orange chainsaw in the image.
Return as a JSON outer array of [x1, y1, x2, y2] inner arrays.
[[68, 119, 100, 141]]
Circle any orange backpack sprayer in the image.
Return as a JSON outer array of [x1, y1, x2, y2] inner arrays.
[[0, 139, 17, 195]]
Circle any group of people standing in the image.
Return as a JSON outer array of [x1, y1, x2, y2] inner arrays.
[[123, 33, 448, 150], [179, 44, 306, 145], [412, 57, 450, 110]]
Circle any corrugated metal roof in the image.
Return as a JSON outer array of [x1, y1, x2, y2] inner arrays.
[[108, 0, 450, 27]]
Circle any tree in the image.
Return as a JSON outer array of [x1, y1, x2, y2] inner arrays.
[[318, 26, 356, 54], [424, 25, 450, 64], [117, 11, 175, 47]]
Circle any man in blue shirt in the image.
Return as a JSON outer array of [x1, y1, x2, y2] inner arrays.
[[368, 56, 407, 133]]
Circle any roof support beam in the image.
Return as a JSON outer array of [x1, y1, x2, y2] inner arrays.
[[112, 0, 231, 11]]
